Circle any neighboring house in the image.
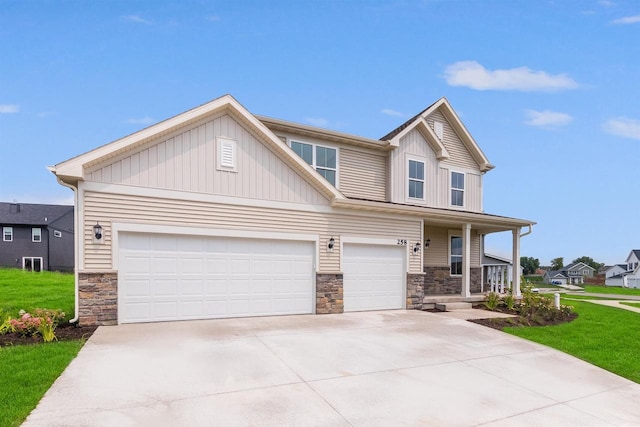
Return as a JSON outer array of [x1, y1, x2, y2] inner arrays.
[[481, 253, 523, 293], [50, 95, 535, 326], [543, 262, 596, 285], [0, 202, 74, 272], [605, 250, 640, 288]]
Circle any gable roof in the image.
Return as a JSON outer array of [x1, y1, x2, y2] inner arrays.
[[563, 262, 596, 272], [380, 97, 494, 172], [0, 202, 73, 226], [50, 95, 345, 202]]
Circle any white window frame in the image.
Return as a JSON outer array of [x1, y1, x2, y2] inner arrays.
[[450, 170, 465, 207], [32, 227, 42, 243], [22, 257, 43, 272], [289, 140, 338, 186], [3, 227, 13, 242], [449, 233, 463, 277], [54, 230, 62, 238], [406, 156, 426, 201], [216, 136, 238, 172]]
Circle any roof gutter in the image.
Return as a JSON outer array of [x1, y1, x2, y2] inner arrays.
[[520, 223, 534, 237], [50, 167, 80, 325]]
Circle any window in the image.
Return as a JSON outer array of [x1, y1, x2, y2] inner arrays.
[[2, 227, 12, 242], [408, 160, 425, 199], [451, 172, 465, 207], [290, 141, 337, 186], [450, 236, 462, 275], [23, 257, 42, 272], [54, 230, 62, 238], [32, 228, 42, 242]]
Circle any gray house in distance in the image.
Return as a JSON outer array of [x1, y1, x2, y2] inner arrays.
[[0, 202, 75, 272]]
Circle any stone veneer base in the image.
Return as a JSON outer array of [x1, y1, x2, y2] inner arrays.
[[423, 267, 482, 295], [78, 272, 118, 326], [316, 273, 344, 314]]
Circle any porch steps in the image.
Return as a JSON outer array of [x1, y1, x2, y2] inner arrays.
[[435, 302, 472, 311]]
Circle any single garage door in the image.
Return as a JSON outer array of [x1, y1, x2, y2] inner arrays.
[[342, 243, 405, 312], [118, 233, 314, 323]]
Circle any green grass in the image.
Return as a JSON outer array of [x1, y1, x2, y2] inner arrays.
[[0, 268, 79, 427], [621, 302, 640, 309], [0, 342, 84, 427], [583, 285, 640, 296], [0, 268, 74, 318], [505, 299, 640, 383], [562, 295, 623, 301]]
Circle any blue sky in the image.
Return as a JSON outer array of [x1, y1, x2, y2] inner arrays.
[[1, 0, 639, 266]]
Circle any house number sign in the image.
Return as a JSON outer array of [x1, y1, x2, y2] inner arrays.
[[396, 239, 408, 246]]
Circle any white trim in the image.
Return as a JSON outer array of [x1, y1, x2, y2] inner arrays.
[[54, 230, 62, 238], [22, 256, 43, 272], [2, 226, 13, 242], [406, 155, 426, 203], [111, 222, 319, 271], [32, 227, 42, 243], [448, 230, 463, 277]]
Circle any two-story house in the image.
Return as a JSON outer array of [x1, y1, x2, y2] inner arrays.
[[50, 95, 534, 326], [606, 250, 640, 288], [543, 262, 596, 285], [0, 202, 74, 272]]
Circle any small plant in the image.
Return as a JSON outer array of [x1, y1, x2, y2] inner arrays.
[[504, 289, 516, 311], [0, 308, 66, 342], [33, 308, 66, 342], [485, 292, 501, 311]]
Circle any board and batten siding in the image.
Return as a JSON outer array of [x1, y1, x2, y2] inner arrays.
[[339, 148, 386, 201], [423, 225, 481, 267], [81, 191, 422, 273], [389, 128, 438, 206], [85, 113, 329, 206], [437, 167, 483, 212], [425, 110, 480, 171]]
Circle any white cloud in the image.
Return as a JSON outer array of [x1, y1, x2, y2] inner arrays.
[[305, 117, 329, 127], [0, 104, 19, 113], [524, 110, 573, 128], [443, 61, 579, 92], [598, 0, 616, 6], [205, 15, 221, 22], [126, 117, 155, 125], [611, 15, 640, 24], [381, 108, 404, 117], [122, 15, 152, 25], [603, 117, 640, 140]]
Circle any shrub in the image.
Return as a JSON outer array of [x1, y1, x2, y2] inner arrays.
[[0, 308, 66, 342], [504, 290, 516, 311], [485, 292, 501, 311]]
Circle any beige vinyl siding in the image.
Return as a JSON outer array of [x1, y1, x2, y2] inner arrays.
[[81, 191, 422, 273], [423, 225, 481, 267], [86, 114, 329, 206], [437, 167, 483, 212], [426, 110, 480, 172], [339, 148, 386, 201], [389, 128, 438, 205]]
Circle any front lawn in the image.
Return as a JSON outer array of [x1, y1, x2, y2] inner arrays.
[[621, 302, 640, 309], [505, 299, 640, 383], [583, 285, 640, 296], [0, 268, 84, 427]]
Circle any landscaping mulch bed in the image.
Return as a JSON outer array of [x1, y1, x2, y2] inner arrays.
[[0, 323, 97, 347], [468, 304, 578, 331]]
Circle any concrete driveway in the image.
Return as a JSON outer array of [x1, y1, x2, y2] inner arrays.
[[24, 310, 640, 426]]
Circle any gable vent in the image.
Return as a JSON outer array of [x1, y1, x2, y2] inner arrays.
[[434, 121, 444, 141], [216, 136, 237, 172]]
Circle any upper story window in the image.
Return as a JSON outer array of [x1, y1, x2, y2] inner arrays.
[[32, 228, 42, 242], [290, 141, 337, 186], [3, 227, 13, 242], [450, 235, 462, 276], [451, 172, 465, 207], [408, 159, 425, 200]]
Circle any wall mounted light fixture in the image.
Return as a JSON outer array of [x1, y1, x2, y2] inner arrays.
[[413, 242, 421, 254], [424, 238, 431, 249], [93, 222, 103, 241], [327, 236, 335, 252]]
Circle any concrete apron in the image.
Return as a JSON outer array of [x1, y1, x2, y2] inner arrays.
[[24, 310, 640, 427]]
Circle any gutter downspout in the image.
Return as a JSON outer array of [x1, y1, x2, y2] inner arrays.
[[52, 172, 80, 324], [520, 224, 533, 238]]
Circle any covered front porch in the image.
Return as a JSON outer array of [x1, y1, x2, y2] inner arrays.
[[419, 213, 533, 303]]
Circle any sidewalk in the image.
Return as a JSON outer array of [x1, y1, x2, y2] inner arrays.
[[564, 298, 640, 314]]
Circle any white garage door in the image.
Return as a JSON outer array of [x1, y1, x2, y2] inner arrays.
[[342, 243, 405, 312], [118, 233, 314, 323]]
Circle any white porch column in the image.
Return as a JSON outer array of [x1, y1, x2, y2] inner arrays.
[[512, 229, 521, 297], [462, 223, 471, 297]]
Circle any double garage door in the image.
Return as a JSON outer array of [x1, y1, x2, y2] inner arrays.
[[118, 233, 406, 324], [119, 233, 315, 323]]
